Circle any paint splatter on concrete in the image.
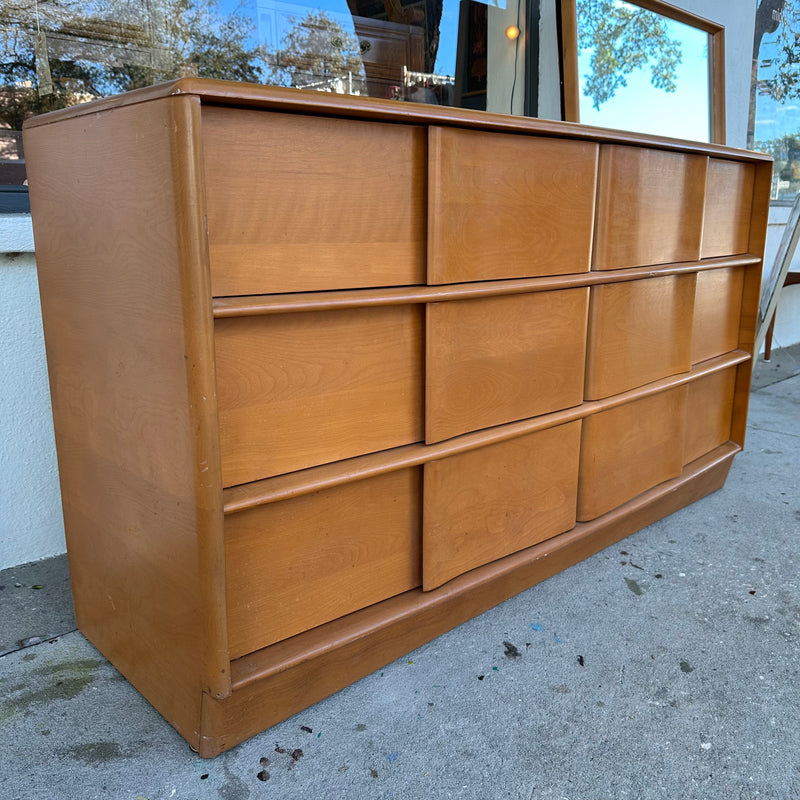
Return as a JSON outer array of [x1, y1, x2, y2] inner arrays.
[[625, 578, 644, 596], [503, 641, 521, 658]]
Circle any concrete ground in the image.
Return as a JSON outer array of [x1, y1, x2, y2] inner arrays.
[[1, 346, 798, 800]]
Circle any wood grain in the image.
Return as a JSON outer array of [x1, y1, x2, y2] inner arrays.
[[24, 81, 770, 758], [585, 275, 696, 399], [426, 289, 588, 443], [423, 422, 581, 590], [202, 107, 426, 295], [593, 146, 707, 269], [211, 254, 760, 318], [701, 159, 754, 258], [683, 368, 736, 465], [24, 95, 227, 749], [214, 305, 424, 487], [24, 77, 768, 166], [221, 350, 747, 515], [731, 162, 773, 447], [577, 386, 688, 521], [199, 444, 738, 757], [225, 468, 422, 658], [428, 126, 597, 283], [691, 267, 744, 364]]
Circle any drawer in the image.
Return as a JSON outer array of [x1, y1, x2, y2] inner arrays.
[[215, 305, 424, 487], [577, 386, 687, 521], [201, 107, 426, 295], [428, 127, 597, 284], [701, 159, 755, 258], [593, 145, 706, 269], [691, 267, 744, 364], [683, 368, 736, 465], [426, 288, 588, 443], [423, 422, 581, 590], [585, 275, 696, 400], [225, 468, 422, 658]]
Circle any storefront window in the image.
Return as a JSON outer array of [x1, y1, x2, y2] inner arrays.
[[749, 0, 800, 202], [1, 0, 556, 193], [573, 0, 719, 143]]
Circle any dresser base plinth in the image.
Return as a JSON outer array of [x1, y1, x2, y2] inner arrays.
[[193, 443, 736, 757]]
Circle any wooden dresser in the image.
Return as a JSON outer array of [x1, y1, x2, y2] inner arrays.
[[24, 79, 771, 756]]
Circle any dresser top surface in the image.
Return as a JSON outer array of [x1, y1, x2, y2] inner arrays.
[[23, 77, 771, 163]]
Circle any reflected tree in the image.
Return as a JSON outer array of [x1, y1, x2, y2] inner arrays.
[[0, 0, 265, 155], [267, 11, 365, 91], [577, 0, 682, 109]]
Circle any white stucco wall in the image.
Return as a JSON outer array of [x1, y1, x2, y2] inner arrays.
[[0, 215, 65, 570], [679, 0, 756, 150]]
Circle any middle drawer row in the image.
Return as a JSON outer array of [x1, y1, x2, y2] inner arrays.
[[215, 267, 744, 489], [224, 364, 738, 659]]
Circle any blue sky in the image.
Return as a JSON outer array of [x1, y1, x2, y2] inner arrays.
[[577, 13, 710, 142], [216, 0, 799, 147]]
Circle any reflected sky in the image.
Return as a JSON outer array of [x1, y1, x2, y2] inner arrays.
[[577, 14, 710, 143]]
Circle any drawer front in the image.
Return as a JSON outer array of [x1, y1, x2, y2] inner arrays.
[[423, 422, 581, 590], [428, 127, 597, 284], [426, 288, 588, 443], [683, 368, 736, 465], [585, 275, 696, 400], [577, 386, 687, 521], [691, 267, 744, 364], [225, 468, 422, 658], [202, 107, 426, 296], [701, 159, 755, 258], [215, 306, 424, 487], [593, 146, 707, 270]]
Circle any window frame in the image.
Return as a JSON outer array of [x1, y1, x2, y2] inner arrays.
[[560, 0, 726, 144]]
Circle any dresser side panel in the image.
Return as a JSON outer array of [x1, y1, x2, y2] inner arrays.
[[24, 96, 225, 747]]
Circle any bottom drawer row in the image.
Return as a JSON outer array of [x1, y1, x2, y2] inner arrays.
[[224, 367, 737, 660]]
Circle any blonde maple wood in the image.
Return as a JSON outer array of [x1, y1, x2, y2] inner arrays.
[[423, 422, 581, 590], [691, 267, 745, 364], [730, 163, 773, 448], [24, 95, 229, 750], [428, 126, 597, 283], [593, 146, 707, 270], [683, 368, 736, 465], [225, 468, 422, 659], [214, 305, 424, 487], [220, 350, 748, 516], [201, 107, 426, 296], [577, 386, 688, 521], [584, 275, 696, 400], [23, 79, 769, 759], [201, 446, 739, 756], [425, 289, 588, 443], [701, 159, 754, 258]]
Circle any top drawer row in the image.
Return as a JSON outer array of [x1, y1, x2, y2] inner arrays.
[[201, 107, 755, 297]]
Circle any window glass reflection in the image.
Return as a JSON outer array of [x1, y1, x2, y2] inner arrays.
[[576, 0, 710, 142], [750, 2, 800, 201], [1, 0, 538, 186]]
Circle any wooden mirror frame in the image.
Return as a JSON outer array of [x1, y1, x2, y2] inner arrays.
[[560, 0, 726, 144]]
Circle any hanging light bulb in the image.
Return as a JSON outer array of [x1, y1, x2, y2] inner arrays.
[[505, 25, 520, 40]]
